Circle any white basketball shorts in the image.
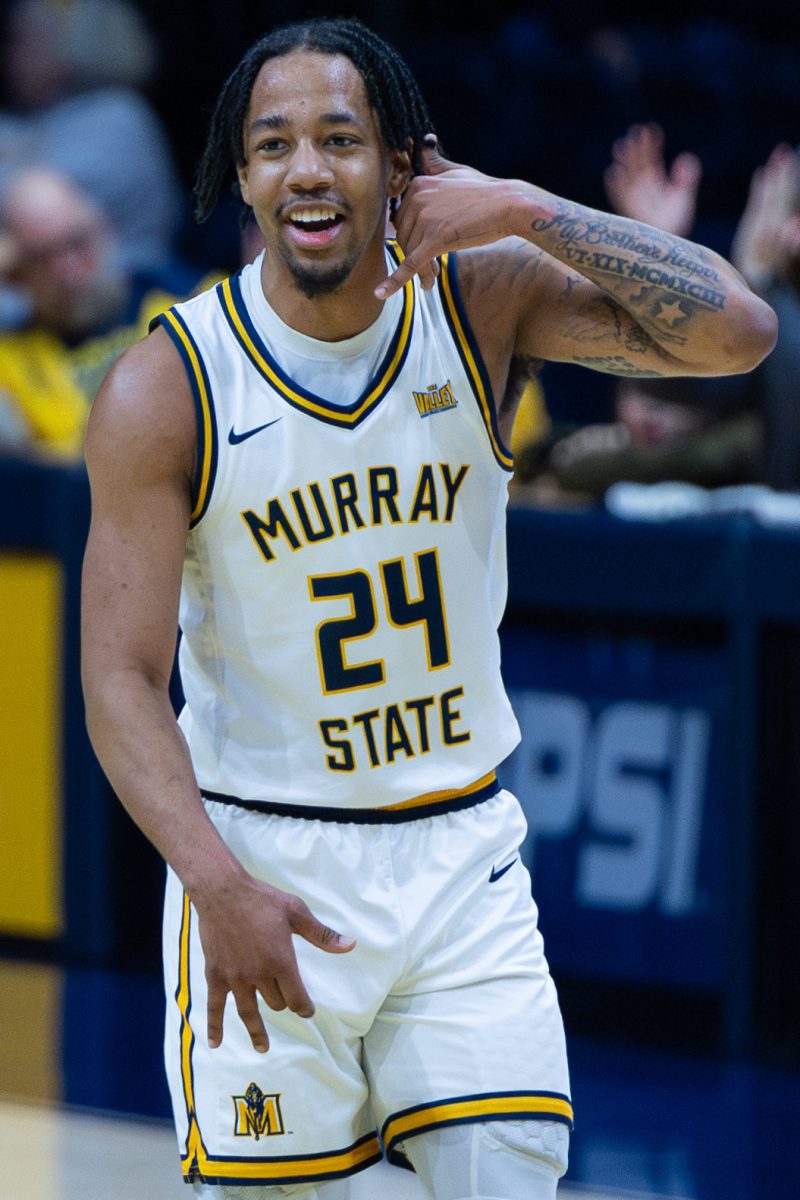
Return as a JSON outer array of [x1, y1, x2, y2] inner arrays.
[[162, 788, 572, 1188]]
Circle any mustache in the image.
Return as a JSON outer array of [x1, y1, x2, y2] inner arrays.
[[275, 196, 352, 219]]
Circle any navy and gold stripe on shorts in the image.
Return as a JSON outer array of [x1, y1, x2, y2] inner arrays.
[[382, 1091, 575, 1168], [200, 770, 500, 824], [173, 891, 382, 1185], [153, 308, 218, 525], [174, 892, 209, 1178], [185, 1133, 382, 1186], [437, 253, 514, 472]]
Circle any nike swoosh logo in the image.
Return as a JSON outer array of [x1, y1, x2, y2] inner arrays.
[[228, 418, 282, 444], [489, 858, 518, 883]]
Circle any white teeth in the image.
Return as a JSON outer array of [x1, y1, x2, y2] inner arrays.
[[290, 209, 337, 224]]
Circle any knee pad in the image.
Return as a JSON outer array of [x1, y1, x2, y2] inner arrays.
[[483, 1119, 569, 1177], [401, 1119, 570, 1200]]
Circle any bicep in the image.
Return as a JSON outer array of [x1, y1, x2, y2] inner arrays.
[[81, 336, 195, 695], [81, 466, 190, 690]]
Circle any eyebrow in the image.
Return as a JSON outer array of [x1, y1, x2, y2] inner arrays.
[[249, 115, 289, 133], [248, 111, 360, 135], [320, 112, 358, 125]]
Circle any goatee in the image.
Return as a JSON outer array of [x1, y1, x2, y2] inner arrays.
[[287, 260, 353, 299], [276, 237, 359, 299]]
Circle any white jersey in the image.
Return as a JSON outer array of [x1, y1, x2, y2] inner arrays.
[[156, 244, 520, 813]]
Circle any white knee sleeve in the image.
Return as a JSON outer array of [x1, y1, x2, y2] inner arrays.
[[401, 1119, 570, 1200]]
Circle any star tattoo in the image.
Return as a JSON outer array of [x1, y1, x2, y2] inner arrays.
[[654, 299, 686, 326]]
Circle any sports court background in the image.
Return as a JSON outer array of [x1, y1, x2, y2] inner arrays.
[[2, 2, 800, 1197]]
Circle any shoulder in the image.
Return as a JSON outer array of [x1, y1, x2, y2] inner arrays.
[[449, 240, 553, 347], [85, 326, 196, 488], [453, 240, 548, 306], [441, 241, 552, 395]]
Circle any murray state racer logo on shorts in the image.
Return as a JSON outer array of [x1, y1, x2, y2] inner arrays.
[[232, 1082, 285, 1139]]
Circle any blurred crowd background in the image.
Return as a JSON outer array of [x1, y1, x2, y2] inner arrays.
[[2, 0, 800, 494]]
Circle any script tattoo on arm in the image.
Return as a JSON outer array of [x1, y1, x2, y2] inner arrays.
[[531, 203, 727, 345]]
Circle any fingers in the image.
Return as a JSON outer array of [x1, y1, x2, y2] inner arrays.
[[201, 891, 355, 1054], [232, 988, 270, 1054], [258, 979, 288, 1013], [376, 252, 446, 299], [637, 122, 665, 169], [764, 142, 800, 178], [206, 975, 228, 1051], [207, 970, 310, 1055], [288, 895, 356, 954], [227, 898, 356, 1050], [377, 210, 439, 298], [418, 133, 452, 176], [671, 151, 702, 191], [418, 257, 441, 291], [208, 973, 272, 1054], [611, 123, 664, 173]]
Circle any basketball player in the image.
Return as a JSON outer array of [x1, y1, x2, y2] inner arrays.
[[80, 18, 776, 1200]]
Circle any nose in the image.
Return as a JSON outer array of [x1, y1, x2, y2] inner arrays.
[[285, 138, 335, 192]]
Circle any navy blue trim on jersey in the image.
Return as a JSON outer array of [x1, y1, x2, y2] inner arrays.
[[437, 253, 514, 471], [199, 778, 500, 824], [153, 308, 218, 527], [216, 245, 414, 429]]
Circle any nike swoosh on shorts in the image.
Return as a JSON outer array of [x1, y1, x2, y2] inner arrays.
[[489, 857, 518, 883], [228, 418, 282, 444]]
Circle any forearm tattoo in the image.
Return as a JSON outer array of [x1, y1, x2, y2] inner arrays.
[[531, 203, 726, 344], [558, 293, 670, 374]]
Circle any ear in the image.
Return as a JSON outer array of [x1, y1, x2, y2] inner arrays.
[[386, 143, 412, 199], [236, 163, 252, 208]]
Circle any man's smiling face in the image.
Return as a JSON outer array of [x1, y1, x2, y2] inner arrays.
[[238, 51, 409, 299]]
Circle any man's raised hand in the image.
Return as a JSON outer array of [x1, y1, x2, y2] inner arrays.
[[377, 135, 515, 299]]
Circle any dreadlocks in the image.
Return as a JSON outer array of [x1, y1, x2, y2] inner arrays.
[[194, 17, 435, 224]]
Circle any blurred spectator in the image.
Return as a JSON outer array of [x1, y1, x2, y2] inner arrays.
[[0, 167, 209, 459], [547, 385, 760, 498], [730, 144, 800, 290], [730, 143, 800, 488], [532, 124, 798, 499], [0, 0, 182, 275], [604, 122, 701, 242]]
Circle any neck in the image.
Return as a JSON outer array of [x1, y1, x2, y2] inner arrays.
[[259, 239, 391, 341]]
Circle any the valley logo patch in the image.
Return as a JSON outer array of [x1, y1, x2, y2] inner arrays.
[[413, 381, 458, 418]]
